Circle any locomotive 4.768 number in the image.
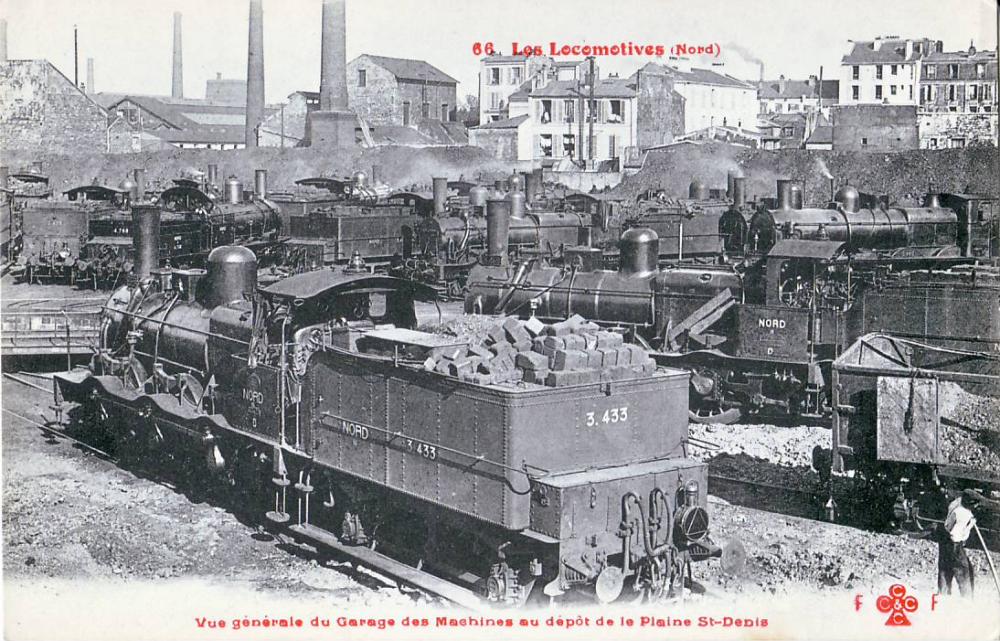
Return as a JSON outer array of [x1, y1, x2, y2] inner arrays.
[[585, 406, 628, 427]]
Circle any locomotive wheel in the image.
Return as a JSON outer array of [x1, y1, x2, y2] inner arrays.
[[689, 407, 741, 425]]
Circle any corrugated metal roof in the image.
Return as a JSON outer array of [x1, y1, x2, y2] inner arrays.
[[356, 54, 458, 84]]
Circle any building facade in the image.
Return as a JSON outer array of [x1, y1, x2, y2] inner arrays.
[[669, 66, 758, 132], [347, 54, 457, 127], [479, 55, 556, 123], [838, 37, 940, 106], [758, 75, 839, 116], [0, 60, 107, 154], [917, 45, 997, 148], [831, 104, 918, 151]]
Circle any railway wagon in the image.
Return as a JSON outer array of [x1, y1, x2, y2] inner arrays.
[[53, 212, 743, 606], [830, 333, 999, 538]]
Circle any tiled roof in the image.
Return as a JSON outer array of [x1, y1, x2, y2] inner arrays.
[[474, 114, 529, 130], [923, 49, 997, 63], [806, 125, 833, 144], [357, 55, 458, 84], [841, 39, 932, 64], [630, 62, 753, 89], [530, 78, 635, 98], [759, 78, 839, 100]]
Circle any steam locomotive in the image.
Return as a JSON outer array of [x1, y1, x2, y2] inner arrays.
[[466, 181, 1000, 422], [10, 169, 283, 288], [52, 208, 744, 606], [2, 163, 56, 267]]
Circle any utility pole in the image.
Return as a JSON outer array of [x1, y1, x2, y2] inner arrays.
[[587, 56, 596, 165], [73, 25, 79, 87]]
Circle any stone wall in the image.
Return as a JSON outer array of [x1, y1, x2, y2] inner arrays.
[[259, 94, 312, 147], [919, 111, 998, 148], [0, 61, 107, 154], [468, 128, 518, 161], [832, 105, 918, 151], [348, 58, 400, 126], [635, 68, 684, 150]]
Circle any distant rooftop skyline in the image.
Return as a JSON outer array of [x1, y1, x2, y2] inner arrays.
[[1, 0, 995, 104]]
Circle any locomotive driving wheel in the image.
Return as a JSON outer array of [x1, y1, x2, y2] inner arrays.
[[688, 406, 742, 425]]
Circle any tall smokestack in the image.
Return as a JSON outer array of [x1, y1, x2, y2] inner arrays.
[[0, 19, 8, 63], [319, 0, 349, 111], [245, 0, 265, 148], [172, 12, 183, 99], [306, 0, 355, 148], [86, 57, 94, 93]]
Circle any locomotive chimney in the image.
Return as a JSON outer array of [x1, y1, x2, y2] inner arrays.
[[726, 171, 736, 199], [776, 179, 793, 210], [207, 164, 219, 189], [133, 168, 146, 203], [171, 12, 183, 99], [732, 176, 746, 206], [253, 169, 268, 199], [204, 246, 258, 308], [432, 177, 448, 215], [245, 0, 265, 149], [132, 204, 161, 281], [485, 198, 510, 266], [619, 228, 658, 277], [688, 179, 708, 200]]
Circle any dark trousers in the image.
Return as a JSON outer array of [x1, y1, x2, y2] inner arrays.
[[938, 542, 974, 596]]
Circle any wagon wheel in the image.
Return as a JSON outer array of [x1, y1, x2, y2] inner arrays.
[[689, 406, 742, 425]]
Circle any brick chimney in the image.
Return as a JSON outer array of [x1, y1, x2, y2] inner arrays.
[[172, 12, 183, 98], [245, 0, 265, 148], [307, 0, 355, 148]]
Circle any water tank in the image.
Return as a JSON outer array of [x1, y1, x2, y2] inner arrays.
[[203, 246, 257, 307], [776, 179, 794, 210], [225, 177, 243, 205], [835, 185, 860, 213], [789, 183, 804, 210], [619, 228, 659, 277], [689, 180, 708, 200], [509, 191, 526, 219]]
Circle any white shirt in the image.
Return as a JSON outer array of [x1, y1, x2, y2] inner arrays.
[[945, 498, 976, 544]]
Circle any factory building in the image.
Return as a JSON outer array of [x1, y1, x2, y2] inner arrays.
[[346, 54, 458, 127], [0, 59, 107, 154]]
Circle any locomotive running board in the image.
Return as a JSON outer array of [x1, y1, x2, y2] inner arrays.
[[288, 523, 486, 611]]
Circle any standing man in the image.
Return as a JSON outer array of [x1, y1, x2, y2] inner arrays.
[[937, 489, 977, 596]]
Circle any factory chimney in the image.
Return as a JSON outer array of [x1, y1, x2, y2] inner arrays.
[[245, 0, 265, 148], [172, 12, 183, 98], [86, 57, 95, 94], [0, 19, 7, 63], [306, 0, 356, 148]]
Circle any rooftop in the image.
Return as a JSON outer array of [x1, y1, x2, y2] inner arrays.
[[103, 94, 278, 145], [759, 77, 839, 101], [474, 114, 530, 130], [841, 38, 939, 65], [356, 54, 458, 84], [631, 62, 754, 89], [806, 125, 833, 145], [530, 78, 636, 99]]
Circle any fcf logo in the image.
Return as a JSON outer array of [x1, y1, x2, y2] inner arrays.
[[874, 584, 919, 626]]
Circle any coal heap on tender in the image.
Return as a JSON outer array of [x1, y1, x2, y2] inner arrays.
[[425, 314, 656, 387]]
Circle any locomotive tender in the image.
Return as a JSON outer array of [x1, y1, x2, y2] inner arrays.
[[53, 207, 743, 606]]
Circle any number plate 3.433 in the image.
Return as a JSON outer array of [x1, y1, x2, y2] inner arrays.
[[585, 406, 629, 427]]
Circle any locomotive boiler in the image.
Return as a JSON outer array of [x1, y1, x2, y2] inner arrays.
[[466, 195, 1000, 422], [53, 209, 743, 606]]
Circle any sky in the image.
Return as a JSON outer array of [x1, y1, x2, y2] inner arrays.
[[1, 0, 997, 105]]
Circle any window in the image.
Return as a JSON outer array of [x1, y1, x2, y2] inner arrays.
[[562, 134, 575, 157], [608, 100, 623, 123], [852, 65, 859, 80], [985, 84, 993, 100], [891, 65, 898, 75], [421, 102, 429, 118], [971, 105, 978, 113], [563, 100, 574, 123], [402, 101, 411, 126], [852, 85, 859, 100], [489, 92, 501, 109], [930, 138, 938, 149], [876, 65, 883, 80], [775, 103, 783, 112], [540, 99, 552, 123], [927, 65, 937, 78], [789, 103, 799, 111], [950, 137, 966, 148], [489, 68, 501, 85], [909, 85, 913, 100], [782, 126, 795, 136], [608, 134, 617, 158], [948, 85, 956, 101], [970, 85, 978, 100], [357, 69, 367, 87], [440, 103, 449, 121], [510, 67, 522, 85], [539, 134, 553, 157], [861, 137, 868, 146], [948, 64, 958, 79], [976, 63, 986, 79], [875, 86, 883, 99], [890, 85, 897, 95]]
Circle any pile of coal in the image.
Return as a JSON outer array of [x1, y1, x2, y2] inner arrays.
[[424, 314, 656, 387]]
